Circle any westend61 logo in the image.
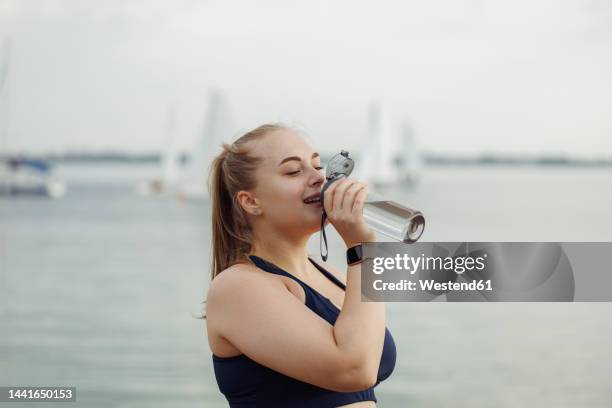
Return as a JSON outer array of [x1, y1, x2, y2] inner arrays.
[[372, 253, 488, 275]]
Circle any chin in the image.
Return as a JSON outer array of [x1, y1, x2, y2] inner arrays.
[[298, 214, 324, 235]]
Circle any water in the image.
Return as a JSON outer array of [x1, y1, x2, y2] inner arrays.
[[1, 163, 611, 407]]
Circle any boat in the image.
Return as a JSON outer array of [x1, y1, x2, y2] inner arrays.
[[136, 104, 180, 197], [176, 89, 232, 201], [0, 157, 66, 198], [397, 121, 421, 184], [0, 39, 66, 199], [356, 101, 421, 186]]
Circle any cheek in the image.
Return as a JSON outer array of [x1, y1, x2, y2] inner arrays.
[[259, 179, 304, 210], [276, 178, 304, 198]]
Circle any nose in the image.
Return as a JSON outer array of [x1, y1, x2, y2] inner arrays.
[[308, 166, 325, 188]]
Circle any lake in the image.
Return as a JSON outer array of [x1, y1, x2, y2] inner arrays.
[[1, 163, 611, 407]]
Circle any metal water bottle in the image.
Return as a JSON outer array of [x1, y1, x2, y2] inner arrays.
[[321, 150, 425, 243]]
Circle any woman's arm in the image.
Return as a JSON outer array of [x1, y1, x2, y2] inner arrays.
[[333, 262, 385, 387], [206, 265, 379, 392], [322, 177, 385, 387]]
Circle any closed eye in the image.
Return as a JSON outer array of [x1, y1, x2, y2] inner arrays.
[[286, 166, 323, 176]]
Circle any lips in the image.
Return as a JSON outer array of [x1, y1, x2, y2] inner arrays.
[[303, 193, 321, 204]]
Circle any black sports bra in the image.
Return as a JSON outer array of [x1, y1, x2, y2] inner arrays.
[[212, 255, 397, 407]]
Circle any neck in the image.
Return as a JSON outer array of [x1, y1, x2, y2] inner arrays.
[[250, 226, 314, 279]]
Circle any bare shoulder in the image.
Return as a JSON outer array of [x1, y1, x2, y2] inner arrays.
[[309, 256, 347, 286], [208, 262, 257, 289], [206, 261, 300, 356], [207, 262, 282, 307]]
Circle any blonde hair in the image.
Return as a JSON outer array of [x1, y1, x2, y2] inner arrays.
[[208, 123, 290, 280]]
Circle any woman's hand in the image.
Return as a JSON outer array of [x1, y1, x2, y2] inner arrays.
[[322, 177, 376, 248]]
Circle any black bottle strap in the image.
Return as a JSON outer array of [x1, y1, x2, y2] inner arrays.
[[320, 212, 329, 261]]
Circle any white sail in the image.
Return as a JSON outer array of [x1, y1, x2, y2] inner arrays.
[[0, 38, 10, 153], [354, 102, 380, 183], [177, 89, 232, 201], [160, 104, 179, 186], [357, 102, 400, 185], [398, 121, 421, 183], [135, 103, 180, 197], [0, 38, 66, 199], [357, 101, 420, 186]]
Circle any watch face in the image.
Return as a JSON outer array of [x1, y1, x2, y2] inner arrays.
[[347, 245, 363, 265]]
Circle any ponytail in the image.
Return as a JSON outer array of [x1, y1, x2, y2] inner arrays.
[[208, 123, 288, 280]]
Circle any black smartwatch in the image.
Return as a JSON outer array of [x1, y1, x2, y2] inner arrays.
[[346, 244, 364, 266]]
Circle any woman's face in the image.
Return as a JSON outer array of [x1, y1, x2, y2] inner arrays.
[[247, 128, 325, 237]]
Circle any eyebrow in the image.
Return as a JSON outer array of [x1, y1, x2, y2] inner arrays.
[[278, 152, 320, 166]]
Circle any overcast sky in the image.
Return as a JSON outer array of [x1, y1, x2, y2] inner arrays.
[[1, 0, 611, 156]]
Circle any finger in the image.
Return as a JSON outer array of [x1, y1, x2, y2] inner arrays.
[[342, 182, 365, 213], [323, 177, 343, 214], [332, 178, 358, 213], [351, 185, 368, 215]]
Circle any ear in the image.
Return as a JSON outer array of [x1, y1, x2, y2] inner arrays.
[[236, 190, 262, 215]]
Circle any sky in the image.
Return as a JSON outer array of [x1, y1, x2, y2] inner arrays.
[[0, 0, 611, 156]]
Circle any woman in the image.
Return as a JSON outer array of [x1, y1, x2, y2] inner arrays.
[[205, 124, 396, 407]]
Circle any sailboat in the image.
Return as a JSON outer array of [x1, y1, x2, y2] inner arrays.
[[136, 104, 180, 197], [355, 101, 421, 186], [0, 158, 66, 198], [0, 38, 66, 199], [397, 121, 421, 184], [176, 89, 232, 201]]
